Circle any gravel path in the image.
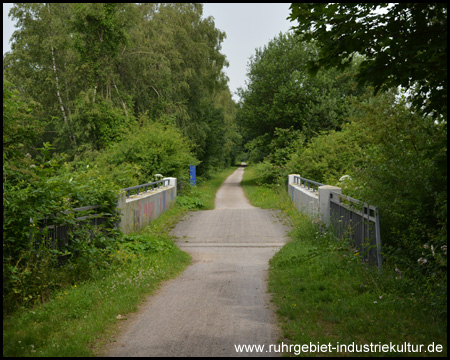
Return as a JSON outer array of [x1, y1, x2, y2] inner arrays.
[[103, 166, 290, 357]]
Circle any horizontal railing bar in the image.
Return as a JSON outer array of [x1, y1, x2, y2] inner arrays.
[[64, 205, 101, 213], [293, 175, 324, 192], [122, 179, 168, 192], [293, 175, 324, 187], [122, 179, 170, 198], [330, 191, 377, 221]]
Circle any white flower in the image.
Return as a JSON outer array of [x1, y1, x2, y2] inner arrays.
[[339, 175, 352, 182], [417, 257, 428, 265]]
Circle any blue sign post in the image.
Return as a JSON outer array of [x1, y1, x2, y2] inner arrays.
[[189, 165, 196, 186]]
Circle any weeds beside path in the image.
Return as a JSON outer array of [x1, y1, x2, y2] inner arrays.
[[241, 166, 447, 357], [3, 208, 191, 357], [3, 166, 237, 357]]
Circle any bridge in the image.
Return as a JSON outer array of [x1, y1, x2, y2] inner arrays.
[[103, 166, 290, 357]]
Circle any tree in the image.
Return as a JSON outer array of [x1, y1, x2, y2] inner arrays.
[[72, 3, 128, 102], [5, 3, 79, 147], [237, 32, 364, 160], [288, 3, 447, 118], [4, 3, 239, 172]]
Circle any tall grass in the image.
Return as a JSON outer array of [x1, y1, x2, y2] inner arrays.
[[241, 166, 447, 357]]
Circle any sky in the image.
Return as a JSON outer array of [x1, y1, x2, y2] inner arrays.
[[3, 3, 294, 102], [202, 3, 294, 101]]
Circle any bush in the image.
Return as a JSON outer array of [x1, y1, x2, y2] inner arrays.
[[284, 122, 366, 185], [282, 91, 447, 317], [348, 93, 447, 315], [252, 160, 284, 186], [3, 142, 123, 315], [88, 120, 197, 187]]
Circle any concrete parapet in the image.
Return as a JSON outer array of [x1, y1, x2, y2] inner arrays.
[[117, 178, 177, 234], [318, 185, 342, 225], [288, 174, 320, 218], [288, 175, 341, 225]]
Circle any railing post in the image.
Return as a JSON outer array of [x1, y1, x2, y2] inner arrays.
[[164, 177, 177, 198], [288, 174, 300, 185], [116, 190, 127, 232], [375, 207, 382, 270], [288, 174, 300, 202], [318, 185, 342, 225]]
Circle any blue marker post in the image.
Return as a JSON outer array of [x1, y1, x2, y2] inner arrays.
[[189, 165, 196, 186]]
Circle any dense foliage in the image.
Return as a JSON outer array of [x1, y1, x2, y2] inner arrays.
[[4, 3, 238, 175], [237, 32, 365, 161], [79, 119, 198, 188], [4, 81, 122, 314], [238, 6, 446, 319], [288, 3, 447, 119], [3, 3, 239, 315]]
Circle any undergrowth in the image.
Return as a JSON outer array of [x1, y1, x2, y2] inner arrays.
[[241, 165, 447, 357], [3, 166, 237, 357]]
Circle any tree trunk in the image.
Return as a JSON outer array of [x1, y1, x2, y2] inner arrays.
[[46, 3, 76, 146]]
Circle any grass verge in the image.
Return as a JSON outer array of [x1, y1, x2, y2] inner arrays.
[[3, 205, 190, 357], [3, 166, 236, 357], [177, 166, 238, 210], [241, 165, 447, 357]]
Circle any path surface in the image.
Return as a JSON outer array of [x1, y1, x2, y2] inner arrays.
[[103, 167, 290, 357]]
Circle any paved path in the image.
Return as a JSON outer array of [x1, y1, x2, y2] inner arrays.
[[103, 167, 290, 357]]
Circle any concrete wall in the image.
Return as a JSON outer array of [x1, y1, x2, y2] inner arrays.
[[288, 174, 320, 218], [288, 174, 341, 225], [117, 177, 177, 234]]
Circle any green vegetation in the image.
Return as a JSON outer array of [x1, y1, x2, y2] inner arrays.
[[3, 206, 191, 357], [3, 3, 239, 317], [2, 165, 235, 357], [242, 166, 447, 357], [289, 3, 447, 119], [237, 10, 446, 325], [4, 3, 239, 176], [3, 2, 446, 355], [236, 32, 363, 158]]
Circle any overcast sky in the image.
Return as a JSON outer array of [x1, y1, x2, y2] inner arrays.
[[3, 3, 294, 102]]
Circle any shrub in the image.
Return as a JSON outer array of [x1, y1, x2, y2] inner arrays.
[[89, 120, 197, 187], [3, 143, 122, 315], [282, 91, 447, 317]]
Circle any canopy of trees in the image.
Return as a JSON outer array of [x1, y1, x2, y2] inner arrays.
[[237, 4, 446, 318], [4, 3, 239, 175], [3, 3, 240, 315], [237, 32, 366, 161], [288, 3, 447, 119]]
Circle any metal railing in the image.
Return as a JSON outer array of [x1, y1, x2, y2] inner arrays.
[[293, 175, 324, 193], [30, 205, 114, 264], [330, 191, 382, 269], [122, 179, 170, 198]]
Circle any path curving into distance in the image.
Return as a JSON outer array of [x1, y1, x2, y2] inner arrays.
[[103, 166, 290, 357]]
